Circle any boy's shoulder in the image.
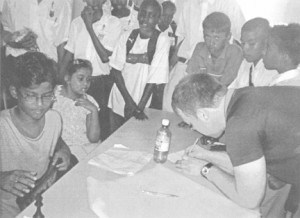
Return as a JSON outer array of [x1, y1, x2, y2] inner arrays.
[[0, 109, 10, 123], [225, 42, 243, 57], [71, 16, 84, 26], [46, 109, 62, 122]]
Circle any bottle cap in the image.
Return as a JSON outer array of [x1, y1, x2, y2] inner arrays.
[[162, 119, 170, 126]]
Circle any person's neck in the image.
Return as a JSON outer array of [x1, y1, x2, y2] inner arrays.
[[112, 7, 130, 18], [252, 58, 261, 67], [63, 85, 82, 100], [93, 9, 103, 22], [224, 89, 235, 116], [277, 64, 297, 74], [140, 30, 154, 39], [158, 24, 168, 32], [13, 107, 41, 125]]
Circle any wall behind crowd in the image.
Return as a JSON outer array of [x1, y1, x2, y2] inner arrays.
[[72, 0, 300, 25]]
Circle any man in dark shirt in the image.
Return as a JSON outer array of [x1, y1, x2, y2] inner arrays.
[[172, 73, 300, 217]]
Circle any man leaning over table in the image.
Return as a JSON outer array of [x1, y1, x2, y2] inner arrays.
[[173, 73, 300, 218]]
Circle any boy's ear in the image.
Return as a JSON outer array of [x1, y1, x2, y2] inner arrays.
[[196, 108, 209, 122], [64, 74, 71, 83], [9, 86, 18, 99], [226, 32, 232, 41]]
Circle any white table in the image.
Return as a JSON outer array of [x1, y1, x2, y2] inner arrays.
[[17, 109, 259, 218]]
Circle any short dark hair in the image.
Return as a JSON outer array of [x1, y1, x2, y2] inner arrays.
[[202, 12, 231, 34], [161, 1, 176, 14], [140, 0, 162, 17], [9, 52, 56, 89], [172, 74, 227, 116], [66, 59, 93, 77], [269, 23, 300, 66], [242, 17, 270, 39]]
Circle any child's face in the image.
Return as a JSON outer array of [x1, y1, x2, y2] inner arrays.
[[14, 82, 54, 121], [111, 0, 127, 10], [66, 68, 92, 97], [203, 28, 230, 57], [241, 29, 266, 64], [138, 3, 160, 38], [263, 37, 283, 71], [158, 7, 175, 30], [83, 0, 105, 9]]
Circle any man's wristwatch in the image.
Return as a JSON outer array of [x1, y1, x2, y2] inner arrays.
[[201, 163, 213, 179]]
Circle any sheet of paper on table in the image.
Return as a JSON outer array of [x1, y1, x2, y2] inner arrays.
[[168, 150, 185, 163], [87, 164, 260, 218], [88, 144, 152, 176]]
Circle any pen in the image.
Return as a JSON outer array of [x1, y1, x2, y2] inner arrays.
[[141, 190, 179, 198], [188, 137, 200, 155]]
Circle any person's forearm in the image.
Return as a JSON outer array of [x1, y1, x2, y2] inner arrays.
[[111, 68, 136, 105], [2, 29, 12, 44], [56, 42, 67, 66], [58, 51, 73, 83], [86, 110, 101, 143], [201, 150, 234, 175], [87, 27, 112, 63], [206, 166, 264, 210], [57, 137, 71, 154], [137, 83, 155, 110]]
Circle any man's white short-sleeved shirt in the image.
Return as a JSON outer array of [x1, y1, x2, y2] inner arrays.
[[2, 0, 73, 61], [108, 31, 170, 117], [65, 14, 122, 76]]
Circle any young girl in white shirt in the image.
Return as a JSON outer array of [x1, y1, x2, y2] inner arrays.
[[53, 59, 101, 160]]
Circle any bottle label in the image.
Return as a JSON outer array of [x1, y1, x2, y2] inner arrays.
[[155, 133, 170, 152]]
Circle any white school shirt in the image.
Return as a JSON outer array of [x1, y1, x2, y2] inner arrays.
[[269, 68, 300, 86], [160, 25, 176, 46], [65, 14, 122, 76], [108, 31, 170, 117], [229, 59, 278, 89], [176, 0, 245, 60], [2, 0, 73, 61], [119, 4, 139, 33]]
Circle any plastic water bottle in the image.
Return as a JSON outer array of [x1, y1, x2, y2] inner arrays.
[[153, 119, 172, 163]]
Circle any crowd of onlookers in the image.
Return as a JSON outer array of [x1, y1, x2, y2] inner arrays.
[[0, 0, 300, 218]]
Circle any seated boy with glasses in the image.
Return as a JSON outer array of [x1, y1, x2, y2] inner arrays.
[[0, 52, 71, 218]]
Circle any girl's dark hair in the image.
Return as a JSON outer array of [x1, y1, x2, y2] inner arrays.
[[66, 59, 93, 76], [8, 52, 57, 88]]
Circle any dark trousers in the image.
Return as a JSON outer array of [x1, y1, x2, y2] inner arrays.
[[87, 74, 114, 141], [108, 109, 125, 135]]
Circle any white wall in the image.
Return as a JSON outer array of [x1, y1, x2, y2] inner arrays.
[[73, 0, 300, 25], [238, 0, 300, 25]]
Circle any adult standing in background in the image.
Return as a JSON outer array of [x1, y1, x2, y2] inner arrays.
[[1, 0, 73, 64], [163, 0, 245, 112]]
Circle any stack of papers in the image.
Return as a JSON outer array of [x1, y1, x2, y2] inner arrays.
[[88, 144, 152, 176]]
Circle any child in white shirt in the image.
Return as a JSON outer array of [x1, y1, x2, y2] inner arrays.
[[53, 59, 101, 160]]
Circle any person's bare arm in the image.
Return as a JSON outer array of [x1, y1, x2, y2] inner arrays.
[[207, 157, 266, 209], [110, 68, 138, 118], [56, 42, 67, 66], [81, 6, 111, 63], [58, 50, 74, 83]]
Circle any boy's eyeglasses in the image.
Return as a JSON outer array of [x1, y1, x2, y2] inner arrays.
[[20, 92, 56, 104]]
